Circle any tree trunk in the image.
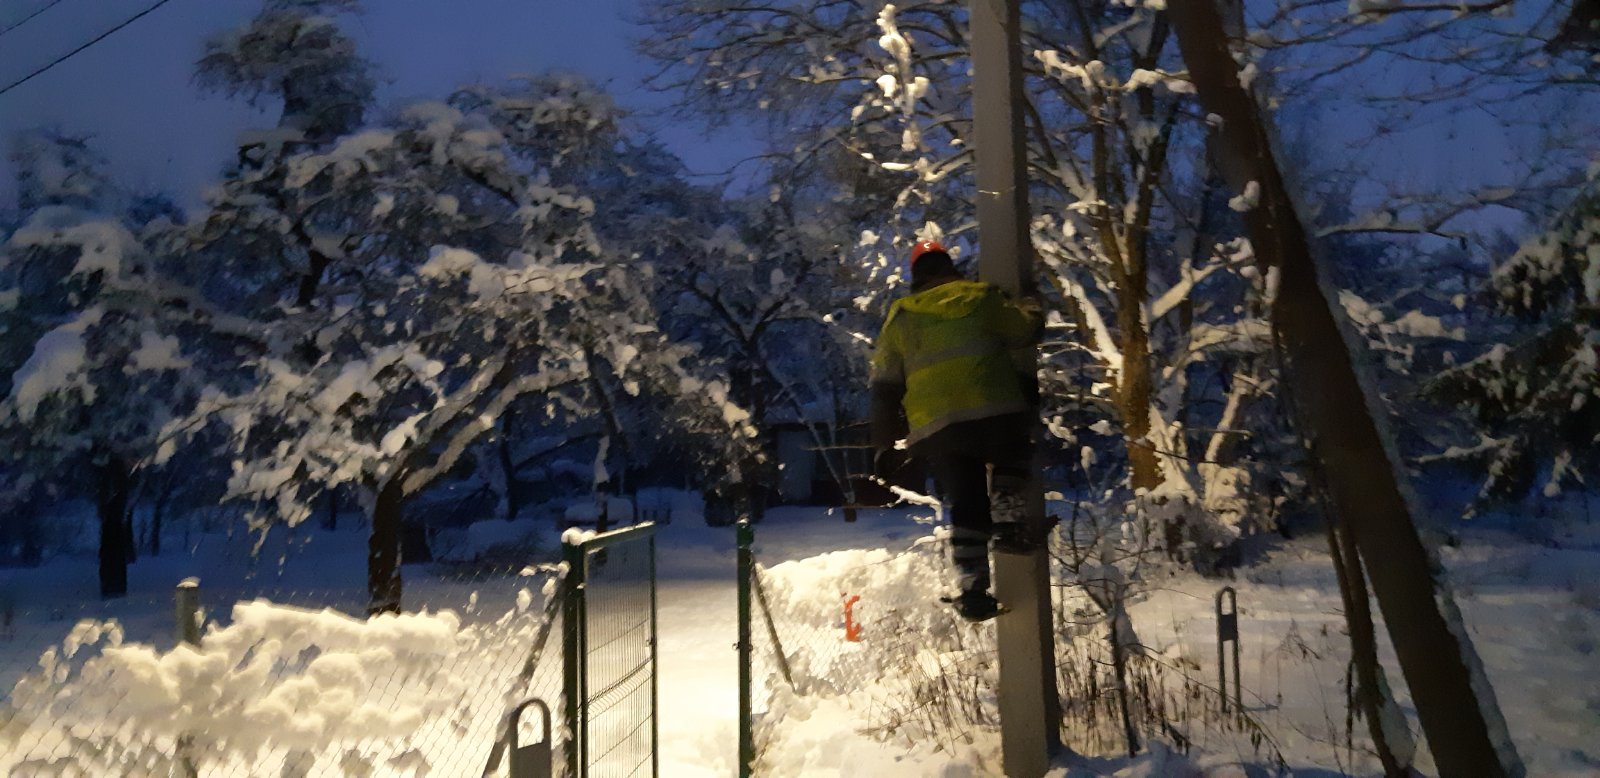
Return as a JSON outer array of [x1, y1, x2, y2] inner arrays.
[[1327, 518, 1414, 777], [498, 410, 525, 522], [1117, 298, 1161, 492], [1166, 5, 1523, 775], [368, 478, 405, 615], [322, 488, 338, 531], [148, 474, 174, 557], [124, 507, 138, 564], [19, 511, 42, 567], [95, 454, 132, 598]]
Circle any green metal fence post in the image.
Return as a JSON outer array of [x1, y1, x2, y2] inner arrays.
[[650, 531, 660, 778], [562, 538, 586, 778], [736, 518, 755, 778]]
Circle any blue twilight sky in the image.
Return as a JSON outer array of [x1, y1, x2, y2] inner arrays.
[[0, 0, 764, 212], [0, 0, 1588, 246]]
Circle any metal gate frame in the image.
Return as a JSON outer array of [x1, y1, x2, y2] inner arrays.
[[562, 522, 659, 778]]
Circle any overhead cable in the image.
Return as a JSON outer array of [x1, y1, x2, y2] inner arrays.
[[0, 0, 69, 39], [0, 0, 178, 99]]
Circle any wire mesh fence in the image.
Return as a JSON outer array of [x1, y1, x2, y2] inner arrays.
[[737, 516, 1338, 774], [742, 524, 1006, 772], [563, 524, 657, 778], [0, 555, 568, 776]]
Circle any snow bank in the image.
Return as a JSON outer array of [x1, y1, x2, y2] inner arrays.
[[752, 532, 1012, 771], [430, 517, 547, 563], [562, 496, 634, 526], [1, 585, 561, 775]]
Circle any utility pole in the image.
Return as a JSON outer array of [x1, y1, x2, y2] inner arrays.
[[968, 0, 1061, 774]]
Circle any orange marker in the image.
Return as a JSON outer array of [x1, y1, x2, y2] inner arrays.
[[843, 594, 863, 642]]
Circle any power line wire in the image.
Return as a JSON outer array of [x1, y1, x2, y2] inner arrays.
[[0, 0, 177, 99], [0, 0, 68, 39]]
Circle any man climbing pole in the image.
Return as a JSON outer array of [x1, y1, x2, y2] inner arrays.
[[870, 239, 1043, 621]]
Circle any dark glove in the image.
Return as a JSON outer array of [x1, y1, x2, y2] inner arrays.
[[873, 448, 908, 480]]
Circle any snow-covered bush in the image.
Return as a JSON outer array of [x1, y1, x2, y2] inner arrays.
[[754, 533, 1001, 762], [751, 526, 1291, 769]]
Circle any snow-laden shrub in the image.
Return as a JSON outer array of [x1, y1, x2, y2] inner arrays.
[[0, 581, 562, 776]]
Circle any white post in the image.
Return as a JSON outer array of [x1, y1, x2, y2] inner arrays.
[[175, 578, 201, 647]]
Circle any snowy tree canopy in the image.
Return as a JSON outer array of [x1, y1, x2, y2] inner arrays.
[[196, 0, 374, 143], [176, 82, 755, 521], [640, 0, 1304, 555], [0, 134, 195, 471], [1426, 176, 1600, 504]]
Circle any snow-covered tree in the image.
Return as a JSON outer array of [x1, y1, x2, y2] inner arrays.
[[175, 62, 757, 611], [196, 0, 373, 145], [636, 197, 865, 518], [1426, 178, 1600, 506], [641, 0, 1296, 559], [0, 132, 198, 596]]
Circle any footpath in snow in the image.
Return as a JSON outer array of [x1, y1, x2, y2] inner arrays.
[[653, 505, 944, 776]]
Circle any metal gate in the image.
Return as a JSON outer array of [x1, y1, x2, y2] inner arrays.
[[562, 523, 659, 778]]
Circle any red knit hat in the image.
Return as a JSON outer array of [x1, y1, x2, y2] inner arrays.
[[910, 240, 947, 268]]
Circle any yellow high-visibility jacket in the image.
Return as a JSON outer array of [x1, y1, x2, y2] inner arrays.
[[870, 280, 1041, 449]]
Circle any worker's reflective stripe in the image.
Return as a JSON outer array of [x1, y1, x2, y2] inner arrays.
[[903, 338, 1004, 375]]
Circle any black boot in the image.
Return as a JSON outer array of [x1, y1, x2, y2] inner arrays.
[[950, 588, 1004, 622], [992, 522, 1037, 554]]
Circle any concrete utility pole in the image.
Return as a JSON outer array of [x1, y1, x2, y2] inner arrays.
[[968, 0, 1062, 774]]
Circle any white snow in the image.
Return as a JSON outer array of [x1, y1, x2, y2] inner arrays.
[[285, 129, 397, 189], [8, 206, 140, 279], [126, 329, 192, 373], [8, 307, 103, 422], [1227, 181, 1261, 212], [4, 501, 1598, 775]]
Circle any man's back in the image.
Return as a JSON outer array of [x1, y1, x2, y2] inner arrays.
[[870, 279, 1039, 447]]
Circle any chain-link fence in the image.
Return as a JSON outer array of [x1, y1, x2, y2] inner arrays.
[[0, 556, 569, 776]]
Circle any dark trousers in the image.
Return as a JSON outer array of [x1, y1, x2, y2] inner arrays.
[[915, 413, 1032, 592]]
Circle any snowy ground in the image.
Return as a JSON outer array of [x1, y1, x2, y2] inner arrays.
[[2, 502, 1597, 776], [648, 506, 1600, 777]]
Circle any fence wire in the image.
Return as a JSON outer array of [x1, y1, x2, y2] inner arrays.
[[572, 534, 655, 778], [742, 522, 1314, 774], [746, 529, 1005, 768], [0, 558, 567, 777]]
